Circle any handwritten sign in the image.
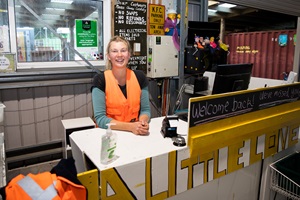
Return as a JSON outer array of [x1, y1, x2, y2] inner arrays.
[[148, 4, 165, 35], [114, 1, 147, 72], [189, 83, 300, 127]]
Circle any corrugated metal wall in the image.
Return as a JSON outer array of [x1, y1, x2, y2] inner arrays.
[[0, 82, 160, 151], [0, 84, 93, 150], [225, 30, 296, 79]]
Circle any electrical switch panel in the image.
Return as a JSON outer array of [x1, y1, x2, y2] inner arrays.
[[147, 35, 178, 78]]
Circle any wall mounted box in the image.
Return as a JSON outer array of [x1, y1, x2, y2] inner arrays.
[[61, 117, 95, 158], [147, 35, 178, 78]]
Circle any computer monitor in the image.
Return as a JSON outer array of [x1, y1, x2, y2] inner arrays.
[[212, 63, 253, 95]]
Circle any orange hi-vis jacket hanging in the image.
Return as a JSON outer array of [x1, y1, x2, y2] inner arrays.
[[5, 172, 86, 200], [105, 69, 141, 122]]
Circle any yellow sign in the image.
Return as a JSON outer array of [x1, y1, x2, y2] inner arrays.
[[148, 4, 165, 35], [99, 84, 300, 199], [188, 85, 300, 157], [100, 118, 299, 199], [149, 24, 164, 35]]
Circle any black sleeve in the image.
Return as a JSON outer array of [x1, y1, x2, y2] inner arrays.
[[91, 72, 105, 92], [134, 70, 149, 89]]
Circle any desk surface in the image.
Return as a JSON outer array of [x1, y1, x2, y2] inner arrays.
[[70, 117, 189, 170]]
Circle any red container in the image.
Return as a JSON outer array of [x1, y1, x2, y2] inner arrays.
[[225, 30, 296, 80]]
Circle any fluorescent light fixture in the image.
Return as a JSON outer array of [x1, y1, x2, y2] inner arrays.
[[51, 0, 73, 4], [42, 13, 59, 16], [219, 3, 236, 8], [208, 9, 217, 13], [46, 7, 65, 11]]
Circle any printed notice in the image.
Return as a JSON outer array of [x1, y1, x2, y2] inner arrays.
[[148, 4, 165, 35], [75, 20, 98, 48]]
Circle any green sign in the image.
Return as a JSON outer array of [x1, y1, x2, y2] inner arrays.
[[76, 20, 98, 47]]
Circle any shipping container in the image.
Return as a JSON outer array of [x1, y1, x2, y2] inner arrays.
[[225, 30, 296, 80]]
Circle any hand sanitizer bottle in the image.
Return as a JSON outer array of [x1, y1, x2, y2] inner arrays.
[[101, 123, 117, 164]]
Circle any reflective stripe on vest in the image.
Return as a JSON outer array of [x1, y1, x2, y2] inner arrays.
[[17, 176, 58, 200]]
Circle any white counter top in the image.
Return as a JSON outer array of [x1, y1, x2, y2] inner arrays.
[[70, 117, 189, 172]]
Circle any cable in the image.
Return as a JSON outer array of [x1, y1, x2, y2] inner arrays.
[[149, 97, 162, 117], [172, 83, 187, 114]]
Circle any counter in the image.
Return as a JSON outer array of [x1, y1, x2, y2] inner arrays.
[[70, 117, 188, 172]]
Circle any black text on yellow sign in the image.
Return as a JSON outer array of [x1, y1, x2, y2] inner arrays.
[[149, 24, 164, 35], [149, 4, 165, 24], [149, 4, 165, 35]]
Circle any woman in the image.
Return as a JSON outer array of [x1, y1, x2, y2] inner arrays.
[[91, 36, 151, 135]]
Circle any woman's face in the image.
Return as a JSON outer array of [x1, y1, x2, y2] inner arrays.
[[108, 41, 130, 69]]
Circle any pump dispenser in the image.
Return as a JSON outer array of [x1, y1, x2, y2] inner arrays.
[[101, 123, 117, 164]]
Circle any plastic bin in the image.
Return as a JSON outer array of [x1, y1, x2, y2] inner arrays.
[[270, 152, 300, 199]]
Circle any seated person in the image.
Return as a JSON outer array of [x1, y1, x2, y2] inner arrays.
[[91, 36, 151, 135]]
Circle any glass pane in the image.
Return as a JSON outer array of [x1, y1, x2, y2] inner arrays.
[[15, 0, 103, 62], [0, 0, 10, 53]]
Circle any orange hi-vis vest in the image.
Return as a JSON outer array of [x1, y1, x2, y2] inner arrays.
[[105, 69, 141, 122], [5, 172, 86, 200]]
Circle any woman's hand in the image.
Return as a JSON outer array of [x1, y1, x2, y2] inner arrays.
[[131, 121, 149, 135]]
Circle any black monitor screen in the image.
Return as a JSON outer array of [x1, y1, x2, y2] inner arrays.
[[212, 63, 253, 95]]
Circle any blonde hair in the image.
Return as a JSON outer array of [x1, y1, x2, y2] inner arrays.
[[106, 36, 132, 70]]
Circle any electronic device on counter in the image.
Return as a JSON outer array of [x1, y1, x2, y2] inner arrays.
[[161, 116, 186, 147], [161, 116, 179, 138]]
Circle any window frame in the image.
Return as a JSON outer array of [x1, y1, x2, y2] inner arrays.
[[7, 0, 111, 72]]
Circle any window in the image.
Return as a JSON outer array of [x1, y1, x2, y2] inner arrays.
[[0, 0, 9, 53], [3, 0, 111, 70]]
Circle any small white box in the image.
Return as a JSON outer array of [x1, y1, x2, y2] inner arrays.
[[61, 117, 95, 158]]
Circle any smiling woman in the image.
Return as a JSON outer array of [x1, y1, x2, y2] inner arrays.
[[91, 36, 151, 135]]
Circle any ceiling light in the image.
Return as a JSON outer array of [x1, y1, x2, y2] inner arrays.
[[219, 3, 236, 8], [46, 7, 65, 11], [42, 13, 58, 16], [208, 9, 217, 13], [51, 0, 73, 4]]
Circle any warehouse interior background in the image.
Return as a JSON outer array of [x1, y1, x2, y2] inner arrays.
[[1, 1, 300, 196]]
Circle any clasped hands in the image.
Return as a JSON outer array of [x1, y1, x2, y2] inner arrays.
[[132, 120, 149, 135]]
